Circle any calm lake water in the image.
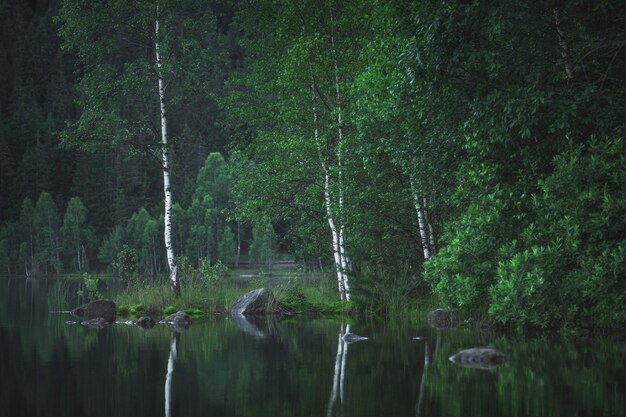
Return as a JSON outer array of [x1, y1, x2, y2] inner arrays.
[[1, 277, 624, 417]]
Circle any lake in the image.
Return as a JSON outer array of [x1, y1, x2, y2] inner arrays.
[[1, 277, 624, 417]]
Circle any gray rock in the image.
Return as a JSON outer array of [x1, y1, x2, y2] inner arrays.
[[71, 300, 117, 323], [134, 316, 156, 329], [449, 347, 507, 369], [427, 309, 453, 329], [160, 311, 192, 330], [230, 288, 283, 316], [342, 332, 368, 343], [81, 317, 108, 329]]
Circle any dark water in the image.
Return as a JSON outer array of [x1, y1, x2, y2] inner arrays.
[[1, 278, 624, 417]]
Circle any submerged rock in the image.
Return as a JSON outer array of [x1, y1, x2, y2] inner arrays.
[[342, 332, 368, 343], [134, 316, 156, 329], [71, 300, 117, 323], [81, 317, 109, 329], [160, 311, 192, 331], [449, 347, 508, 369], [231, 288, 283, 316], [427, 309, 453, 329]]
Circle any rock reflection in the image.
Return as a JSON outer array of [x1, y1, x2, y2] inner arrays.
[[231, 313, 279, 338], [448, 347, 507, 370]]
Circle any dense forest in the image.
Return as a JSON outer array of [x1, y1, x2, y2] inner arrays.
[[0, 0, 624, 329]]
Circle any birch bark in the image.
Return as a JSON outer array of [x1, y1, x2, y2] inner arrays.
[[410, 178, 431, 260], [423, 197, 436, 255], [311, 80, 348, 300], [330, 17, 351, 299], [155, 5, 179, 296]]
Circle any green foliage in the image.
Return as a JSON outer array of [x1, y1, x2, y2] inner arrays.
[[163, 305, 177, 315], [489, 138, 626, 329], [249, 217, 277, 273], [199, 259, 229, 286], [34, 192, 62, 274], [176, 255, 195, 281], [112, 245, 139, 282], [61, 197, 89, 271], [98, 226, 123, 269], [0, 239, 8, 273], [82, 272, 102, 301], [218, 226, 237, 265]]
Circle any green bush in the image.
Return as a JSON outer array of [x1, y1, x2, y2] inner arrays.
[[199, 258, 228, 286], [424, 189, 510, 315], [489, 138, 626, 329]]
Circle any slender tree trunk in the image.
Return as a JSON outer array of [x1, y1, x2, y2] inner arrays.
[[55, 236, 61, 273], [330, 19, 352, 293], [554, 6, 574, 80], [312, 80, 348, 300], [76, 244, 81, 271], [410, 178, 431, 260], [29, 228, 34, 274], [235, 221, 241, 268], [423, 197, 436, 255], [324, 169, 347, 299], [155, 5, 179, 296]]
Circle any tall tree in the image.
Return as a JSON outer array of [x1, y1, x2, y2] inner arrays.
[[61, 196, 88, 271], [34, 192, 62, 274], [58, 0, 222, 295]]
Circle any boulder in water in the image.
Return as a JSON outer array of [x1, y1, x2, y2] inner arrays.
[[71, 300, 117, 323], [160, 311, 192, 331], [231, 288, 283, 316], [134, 316, 156, 329], [449, 347, 507, 369], [427, 309, 453, 329]]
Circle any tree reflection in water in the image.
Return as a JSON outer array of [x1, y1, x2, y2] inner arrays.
[[165, 332, 179, 417], [327, 324, 350, 417]]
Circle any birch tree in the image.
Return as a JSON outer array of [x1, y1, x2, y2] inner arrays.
[[231, 0, 369, 300], [58, 0, 221, 295]]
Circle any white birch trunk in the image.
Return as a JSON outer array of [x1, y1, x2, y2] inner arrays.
[[330, 22, 351, 299], [311, 80, 348, 300], [410, 178, 431, 260], [324, 163, 347, 300], [155, 6, 179, 296], [423, 197, 436, 255]]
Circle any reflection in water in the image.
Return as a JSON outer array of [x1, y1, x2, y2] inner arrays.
[[165, 332, 179, 417], [327, 324, 350, 417], [415, 343, 429, 417], [231, 313, 279, 338], [0, 279, 625, 417]]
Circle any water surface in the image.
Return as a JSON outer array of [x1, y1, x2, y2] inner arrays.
[[1, 277, 624, 417]]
